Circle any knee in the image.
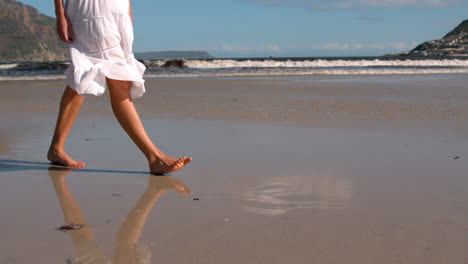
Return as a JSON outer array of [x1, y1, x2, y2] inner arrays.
[[107, 78, 132, 99], [107, 78, 132, 90], [65, 86, 85, 101]]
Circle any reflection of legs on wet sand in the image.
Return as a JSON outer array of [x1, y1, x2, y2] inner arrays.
[[48, 167, 109, 263], [49, 166, 192, 263], [114, 176, 192, 263], [49, 167, 94, 244]]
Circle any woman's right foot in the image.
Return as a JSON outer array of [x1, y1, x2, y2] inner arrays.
[[47, 148, 86, 168], [149, 156, 192, 175]]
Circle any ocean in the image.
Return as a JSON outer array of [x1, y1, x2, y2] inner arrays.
[[1, 56, 468, 81]]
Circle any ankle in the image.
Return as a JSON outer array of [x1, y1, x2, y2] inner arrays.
[[48, 145, 64, 154], [147, 150, 167, 163]]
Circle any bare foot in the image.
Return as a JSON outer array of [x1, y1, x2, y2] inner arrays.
[[149, 156, 192, 175], [47, 148, 86, 168]]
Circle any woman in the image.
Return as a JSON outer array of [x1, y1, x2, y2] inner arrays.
[[50, 0, 192, 174]]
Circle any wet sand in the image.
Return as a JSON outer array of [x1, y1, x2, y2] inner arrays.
[[1, 76, 468, 263]]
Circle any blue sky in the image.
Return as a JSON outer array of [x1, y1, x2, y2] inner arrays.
[[20, 0, 468, 57]]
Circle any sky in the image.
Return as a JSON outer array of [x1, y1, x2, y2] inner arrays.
[[19, 0, 468, 58]]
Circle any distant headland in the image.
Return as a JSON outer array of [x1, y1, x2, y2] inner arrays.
[[391, 19, 468, 57]]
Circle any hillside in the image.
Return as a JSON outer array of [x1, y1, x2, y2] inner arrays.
[[407, 19, 468, 57], [0, 0, 68, 61], [444, 19, 468, 39]]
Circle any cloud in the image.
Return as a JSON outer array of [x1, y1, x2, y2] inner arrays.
[[313, 42, 366, 50], [368, 41, 419, 50], [355, 13, 382, 21], [263, 45, 282, 52], [244, 0, 463, 8], [222, 44, 282, 52], [222, 45, 254, 52], [313, 41, 418, 51], [334, 0, 453, 8]]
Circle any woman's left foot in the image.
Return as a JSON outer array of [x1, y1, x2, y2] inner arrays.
[[149, 156, 192, 175]]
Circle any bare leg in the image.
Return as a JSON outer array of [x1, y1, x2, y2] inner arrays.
[[107, 78, 192, 174], [48, 86, 86, 168]]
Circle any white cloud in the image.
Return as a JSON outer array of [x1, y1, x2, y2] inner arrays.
[[244, 0, 463, 8], [334, 0, 451, 8], [313, 42, 366, 50], [368, 41, 419, 50], [313, 41, 418, 51], [222, 44, 282, 52], [264, 45, 282, 52], [222, 45, 254, 52]]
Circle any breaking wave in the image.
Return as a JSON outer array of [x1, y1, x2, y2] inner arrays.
[[183, 59, 468, 69], [144, 67, 468, 78], [0, 63, 18, 70], [1, 57, 468, 80]]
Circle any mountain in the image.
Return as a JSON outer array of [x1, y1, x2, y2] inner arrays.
[[443, 19, 468, 39], [405, 20, 468, 57], [135, 51, 214, 60], [0, 0, 68, 61]]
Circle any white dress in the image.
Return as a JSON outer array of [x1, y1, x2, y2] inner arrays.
[[64, 0, 145, 98]]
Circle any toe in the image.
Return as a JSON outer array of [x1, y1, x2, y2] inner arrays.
[[169, 158, 185, 172], [175, 158, 185, 168], [183, 156, 192, 164], [67, 160, 86, 168]]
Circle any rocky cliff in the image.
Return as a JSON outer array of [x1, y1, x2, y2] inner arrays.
[[0, 0, 68, 61], [406, 20, 468, 57]]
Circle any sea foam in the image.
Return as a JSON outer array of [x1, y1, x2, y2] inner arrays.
[[184, 59, 468, 69], [0, 64, 18, 70], [1, 58, 468, 80]]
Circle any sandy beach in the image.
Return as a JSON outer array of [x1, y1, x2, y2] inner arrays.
[[1, 75, 468, 263]]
